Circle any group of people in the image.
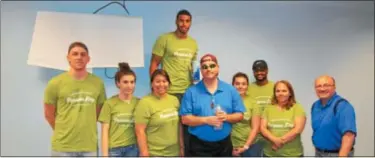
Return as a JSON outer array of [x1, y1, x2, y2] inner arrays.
[[43, 9, 357, 157]]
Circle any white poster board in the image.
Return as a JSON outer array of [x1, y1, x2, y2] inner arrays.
[[28, 11, 144, 71]]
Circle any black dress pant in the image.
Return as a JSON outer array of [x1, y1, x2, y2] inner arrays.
[[187, 134, 233, 157]]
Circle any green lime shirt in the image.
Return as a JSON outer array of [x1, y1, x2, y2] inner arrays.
[[152, 32, 198, 94], [231, 95, 261, 147], [44, 72, 106, 152], [247, 81, 275, 142], [262, 103, 305, 157], [98, 95, 139, 148], [134, 93, 180, 156]]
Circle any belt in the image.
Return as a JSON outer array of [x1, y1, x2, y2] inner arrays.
[[315, 147, 354, 153]]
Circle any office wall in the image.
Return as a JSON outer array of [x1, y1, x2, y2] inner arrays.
[[1, 1, 373, 156]]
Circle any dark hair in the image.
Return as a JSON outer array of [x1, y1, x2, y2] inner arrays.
[[232, 72, 249, 85], [68, 41, 88, 54], [271, 80, 297, 110], [150, 69, 171, 90], [176, 9, 192, 20], [115, 62, 136, 84]]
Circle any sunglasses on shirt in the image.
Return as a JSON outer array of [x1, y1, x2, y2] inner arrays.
[[201, 64, 217, 70]]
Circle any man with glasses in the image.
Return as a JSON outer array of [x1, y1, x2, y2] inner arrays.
[[179, 53, 246, 156], [311, 75, 356, 157], [246, 59, 275, 156]]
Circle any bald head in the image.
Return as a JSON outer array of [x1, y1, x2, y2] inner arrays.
[[314, 75, 336, 100], [315, 75, 335, 86]]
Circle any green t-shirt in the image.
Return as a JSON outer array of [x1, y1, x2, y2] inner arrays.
[[262, 103, 305, 157], [134, 93, 180, 156], [44, 72, 107, 152], [247, 81, 275, 112], [247, 81, 274, 142], [152, 32, 198, 94], [231, 95, 261, 147], [98, 95, 139, 148]]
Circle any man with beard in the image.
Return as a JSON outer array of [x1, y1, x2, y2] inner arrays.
[[311, 75, 356, 157], [246, 59, 274, 156], [179, 54, 245, 156], [149, 9, 198, 155]]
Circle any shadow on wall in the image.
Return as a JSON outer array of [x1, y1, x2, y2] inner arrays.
[[37, 67, 65, 83]]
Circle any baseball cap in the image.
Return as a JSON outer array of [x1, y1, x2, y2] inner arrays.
[[200, 53, 218, 64], [252, 60, 268, 71]]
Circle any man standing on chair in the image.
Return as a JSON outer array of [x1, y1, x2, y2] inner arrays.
[[149, 9, 199, 155], [44, 41, 107, 157]]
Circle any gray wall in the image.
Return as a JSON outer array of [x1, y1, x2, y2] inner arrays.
[[1, 1, 373, 156]]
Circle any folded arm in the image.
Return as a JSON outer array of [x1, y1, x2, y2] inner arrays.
[[280, 116, 306, 143]]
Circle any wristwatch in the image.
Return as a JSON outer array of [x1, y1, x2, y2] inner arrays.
[[243, 145, 249, 150]]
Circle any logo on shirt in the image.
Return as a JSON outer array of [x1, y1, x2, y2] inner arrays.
[[66, 91, 96, 107], [173, 48, 194, 59], [114, 113, 134, 128], [159, 108, 178, 120], [255, 96, 272, 106], [268, 119, 294, 130]]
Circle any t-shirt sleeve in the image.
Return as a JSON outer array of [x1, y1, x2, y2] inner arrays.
[[97, 81, 107, 108], [44, 79, 58, 106], [179, 89, 193, 116], [231, 88, 246, 113], [337, 102, 357, 135], [134, 99, 152, 124], [294, 103, 306, 117], [152, 35, 167, 57], [98, 100, 111, 123]]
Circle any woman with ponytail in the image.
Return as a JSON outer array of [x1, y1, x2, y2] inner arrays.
[[98, 62, 139, 157]]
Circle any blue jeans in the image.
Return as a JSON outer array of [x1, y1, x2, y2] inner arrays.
[[109, 144, 139, 157], [51, 151, 97, 157], [241, 141, 263, 157]]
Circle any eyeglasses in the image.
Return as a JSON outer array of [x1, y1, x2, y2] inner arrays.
[[201, 64, 217, 70], [315, 84, 334, 89]]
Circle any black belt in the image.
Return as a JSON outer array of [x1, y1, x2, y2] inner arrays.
[[316, 147, 354, 153]]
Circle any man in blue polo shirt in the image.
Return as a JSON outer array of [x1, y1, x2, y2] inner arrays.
[[179, 53, 246, 156], [311, 75, 356, 157]]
